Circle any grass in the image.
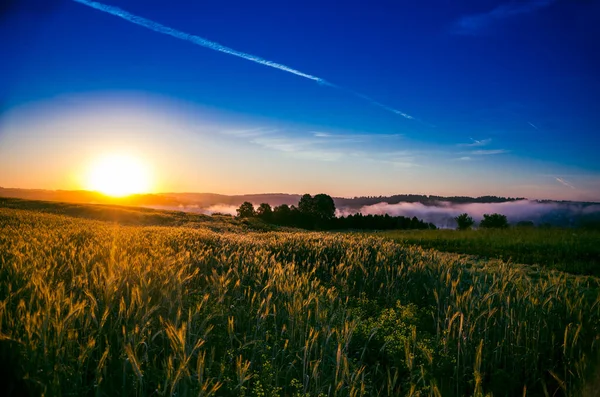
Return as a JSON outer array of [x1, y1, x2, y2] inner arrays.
[[1, 199, 600, 396], [377, 228, 600, 277]]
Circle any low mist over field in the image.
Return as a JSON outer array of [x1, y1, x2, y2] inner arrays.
[[148, 195, 600, 229], [152, 199, 600, 228], [336, 200, 600, 228]]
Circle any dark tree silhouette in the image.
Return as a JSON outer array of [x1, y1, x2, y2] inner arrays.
[[236, 201, 255, 218], [294, 193, 336, 228], [239, 194, 434, 231], [312, 193, 336, 221], [273, 204, 292, 224], [332, 213, 434, 230], [298, 194, 314, 214], [480, 213, 509, 229], [256, 203, 273, 220], [455, 213, 475, 230]]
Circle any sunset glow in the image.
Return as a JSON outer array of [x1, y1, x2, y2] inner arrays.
[[86, 154, 151, 197]]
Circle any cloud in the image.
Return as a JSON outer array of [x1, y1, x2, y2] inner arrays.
[[456, 156, 472, 161], [555, 177, 576, 190], [222, 127, 277, 138], [250, 134, 344, 161], [527, 122, 539, 130], [313, 132, 332, 138], [370, 149, 421, 168], [337, 200, 600, 229], [73, 0, 414, 119], [459, 138, 492, 147], [311, 131, 402, 142], [455, 0, 556, 35], [470, 149, 508, 155], [310, 132, 364, 144], [251, 136, 312, 153], [234, 129, 419, 166], [203, 204, 240, 215], [386, 160, 419, 168]]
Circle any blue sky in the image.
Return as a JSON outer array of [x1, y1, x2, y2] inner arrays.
[[1, 0, 599, 200]]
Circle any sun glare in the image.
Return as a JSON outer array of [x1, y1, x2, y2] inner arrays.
[[86, 154, 152, 197]]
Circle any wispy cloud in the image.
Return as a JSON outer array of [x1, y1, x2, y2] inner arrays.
[[454, 142, 506, 159], [73, 0, 414, 119], [459, 138, 492, 147], [555, 177, 576, 190], [221, 127, 277, 138], [251, 136, 312, 153], [232, 128, 419, 166], [311, 131, 402, 142], [527, 121, 539, 130], [249, 134, 345, 161], [454, 0, 556, 35], [385, 159, 420, 168], [310, 131, 364, 144], [313, 132, 332, 138], [374, 150, 420, 168], [470, 149, 508, 155]]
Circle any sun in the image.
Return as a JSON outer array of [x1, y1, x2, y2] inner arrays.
[[86, 154, 152, 197]]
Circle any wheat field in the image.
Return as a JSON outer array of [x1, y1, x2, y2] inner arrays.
[[1, 205, 599, 396]]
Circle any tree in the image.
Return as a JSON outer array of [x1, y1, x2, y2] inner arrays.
[[273, 204, 291, 224], [236, 202, 255, 218], [480, 213, 509, 229], [294, 193, 336, 229], [312, 194, 336, 221], [256, 203, 273, 220], [455, 213, 475, 230], [298, 194, 314, 214]]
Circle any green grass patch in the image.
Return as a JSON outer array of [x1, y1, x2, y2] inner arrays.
[[377, 228, 600, 276]]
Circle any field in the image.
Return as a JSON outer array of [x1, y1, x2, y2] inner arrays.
[[378, 229, 600, 277], [1, 199, 600, 396]]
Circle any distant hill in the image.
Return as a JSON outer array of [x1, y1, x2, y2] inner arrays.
[[164, 192, 302, 207], [0, 188, 303, 208], [0, 188, 534, 207], [334, 194, 529, 208], [0, 187, 179, 206], [1, 188, 599, 228]]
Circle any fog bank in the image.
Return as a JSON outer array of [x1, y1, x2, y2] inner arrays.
[[146, 199, 600, 229], [337, 200, 600, 228]]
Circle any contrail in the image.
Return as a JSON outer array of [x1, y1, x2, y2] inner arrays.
[[527, 121, 539, 130], [346, 90, 414, 119], [555, 177, 576, 189], [72, 0, 413, 120]]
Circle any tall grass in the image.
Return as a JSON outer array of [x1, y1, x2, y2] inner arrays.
[[378, 228, 600, 276], [1, 207, 599, 396]]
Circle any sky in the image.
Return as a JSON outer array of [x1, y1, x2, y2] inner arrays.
[[1, 0, 599, 200]]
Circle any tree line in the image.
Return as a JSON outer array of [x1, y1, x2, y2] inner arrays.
[[454, 212, 592, 230], [236, 193, 436, 230], [455, 213, 512, 230]]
